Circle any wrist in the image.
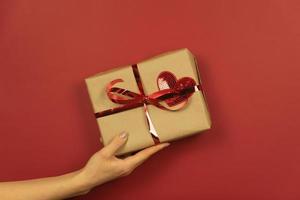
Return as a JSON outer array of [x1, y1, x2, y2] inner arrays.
[[69, 169, 93, 195]]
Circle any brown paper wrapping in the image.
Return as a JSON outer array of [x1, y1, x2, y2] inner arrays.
[[85, 48, 211, 155]]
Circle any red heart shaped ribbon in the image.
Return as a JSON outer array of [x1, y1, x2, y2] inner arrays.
[[157, 71, 196, 107], [95, 65, 202, 118]]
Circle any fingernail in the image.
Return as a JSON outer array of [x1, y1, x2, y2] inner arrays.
[[165, 143, 170, 146], [120, 131, 128, 139], [162, 143, 170, 147]]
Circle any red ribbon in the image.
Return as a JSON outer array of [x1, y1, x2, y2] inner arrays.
[[94, 64, 203, 144]]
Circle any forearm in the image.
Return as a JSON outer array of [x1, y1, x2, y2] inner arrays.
[[0, 169, 90, 200]]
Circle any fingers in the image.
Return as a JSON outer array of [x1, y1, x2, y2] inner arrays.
[[101, 131, 128, 157], [125, 143, 170, 168]]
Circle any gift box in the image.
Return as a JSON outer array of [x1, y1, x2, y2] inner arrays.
[[85, 48, 211, 155]]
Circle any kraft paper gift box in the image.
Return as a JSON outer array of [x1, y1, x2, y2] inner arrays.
[[85, 48, 211, 155]]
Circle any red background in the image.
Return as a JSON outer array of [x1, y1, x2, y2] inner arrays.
[[1, 1, 300, 199]]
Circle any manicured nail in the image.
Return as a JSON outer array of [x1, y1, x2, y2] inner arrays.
[[165, 143, 170, 146], [162, 143, 170, 147], [120, 131, 128, 139]]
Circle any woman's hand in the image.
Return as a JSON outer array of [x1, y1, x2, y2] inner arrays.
[[0, 131, 169, 200], [76, 131, 170, 193]]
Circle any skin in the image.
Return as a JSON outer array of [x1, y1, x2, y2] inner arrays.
[[0, 131, 170, 200]]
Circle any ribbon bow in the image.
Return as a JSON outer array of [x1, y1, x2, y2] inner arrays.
[[95, 65, 202, 119]]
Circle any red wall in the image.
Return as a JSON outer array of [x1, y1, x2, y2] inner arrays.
[[1, 1, 300, 199]]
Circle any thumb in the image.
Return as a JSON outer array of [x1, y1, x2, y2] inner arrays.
[[101, 131, 128, 157]]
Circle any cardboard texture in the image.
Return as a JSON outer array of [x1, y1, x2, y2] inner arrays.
[[85, 48, 211, 155]]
